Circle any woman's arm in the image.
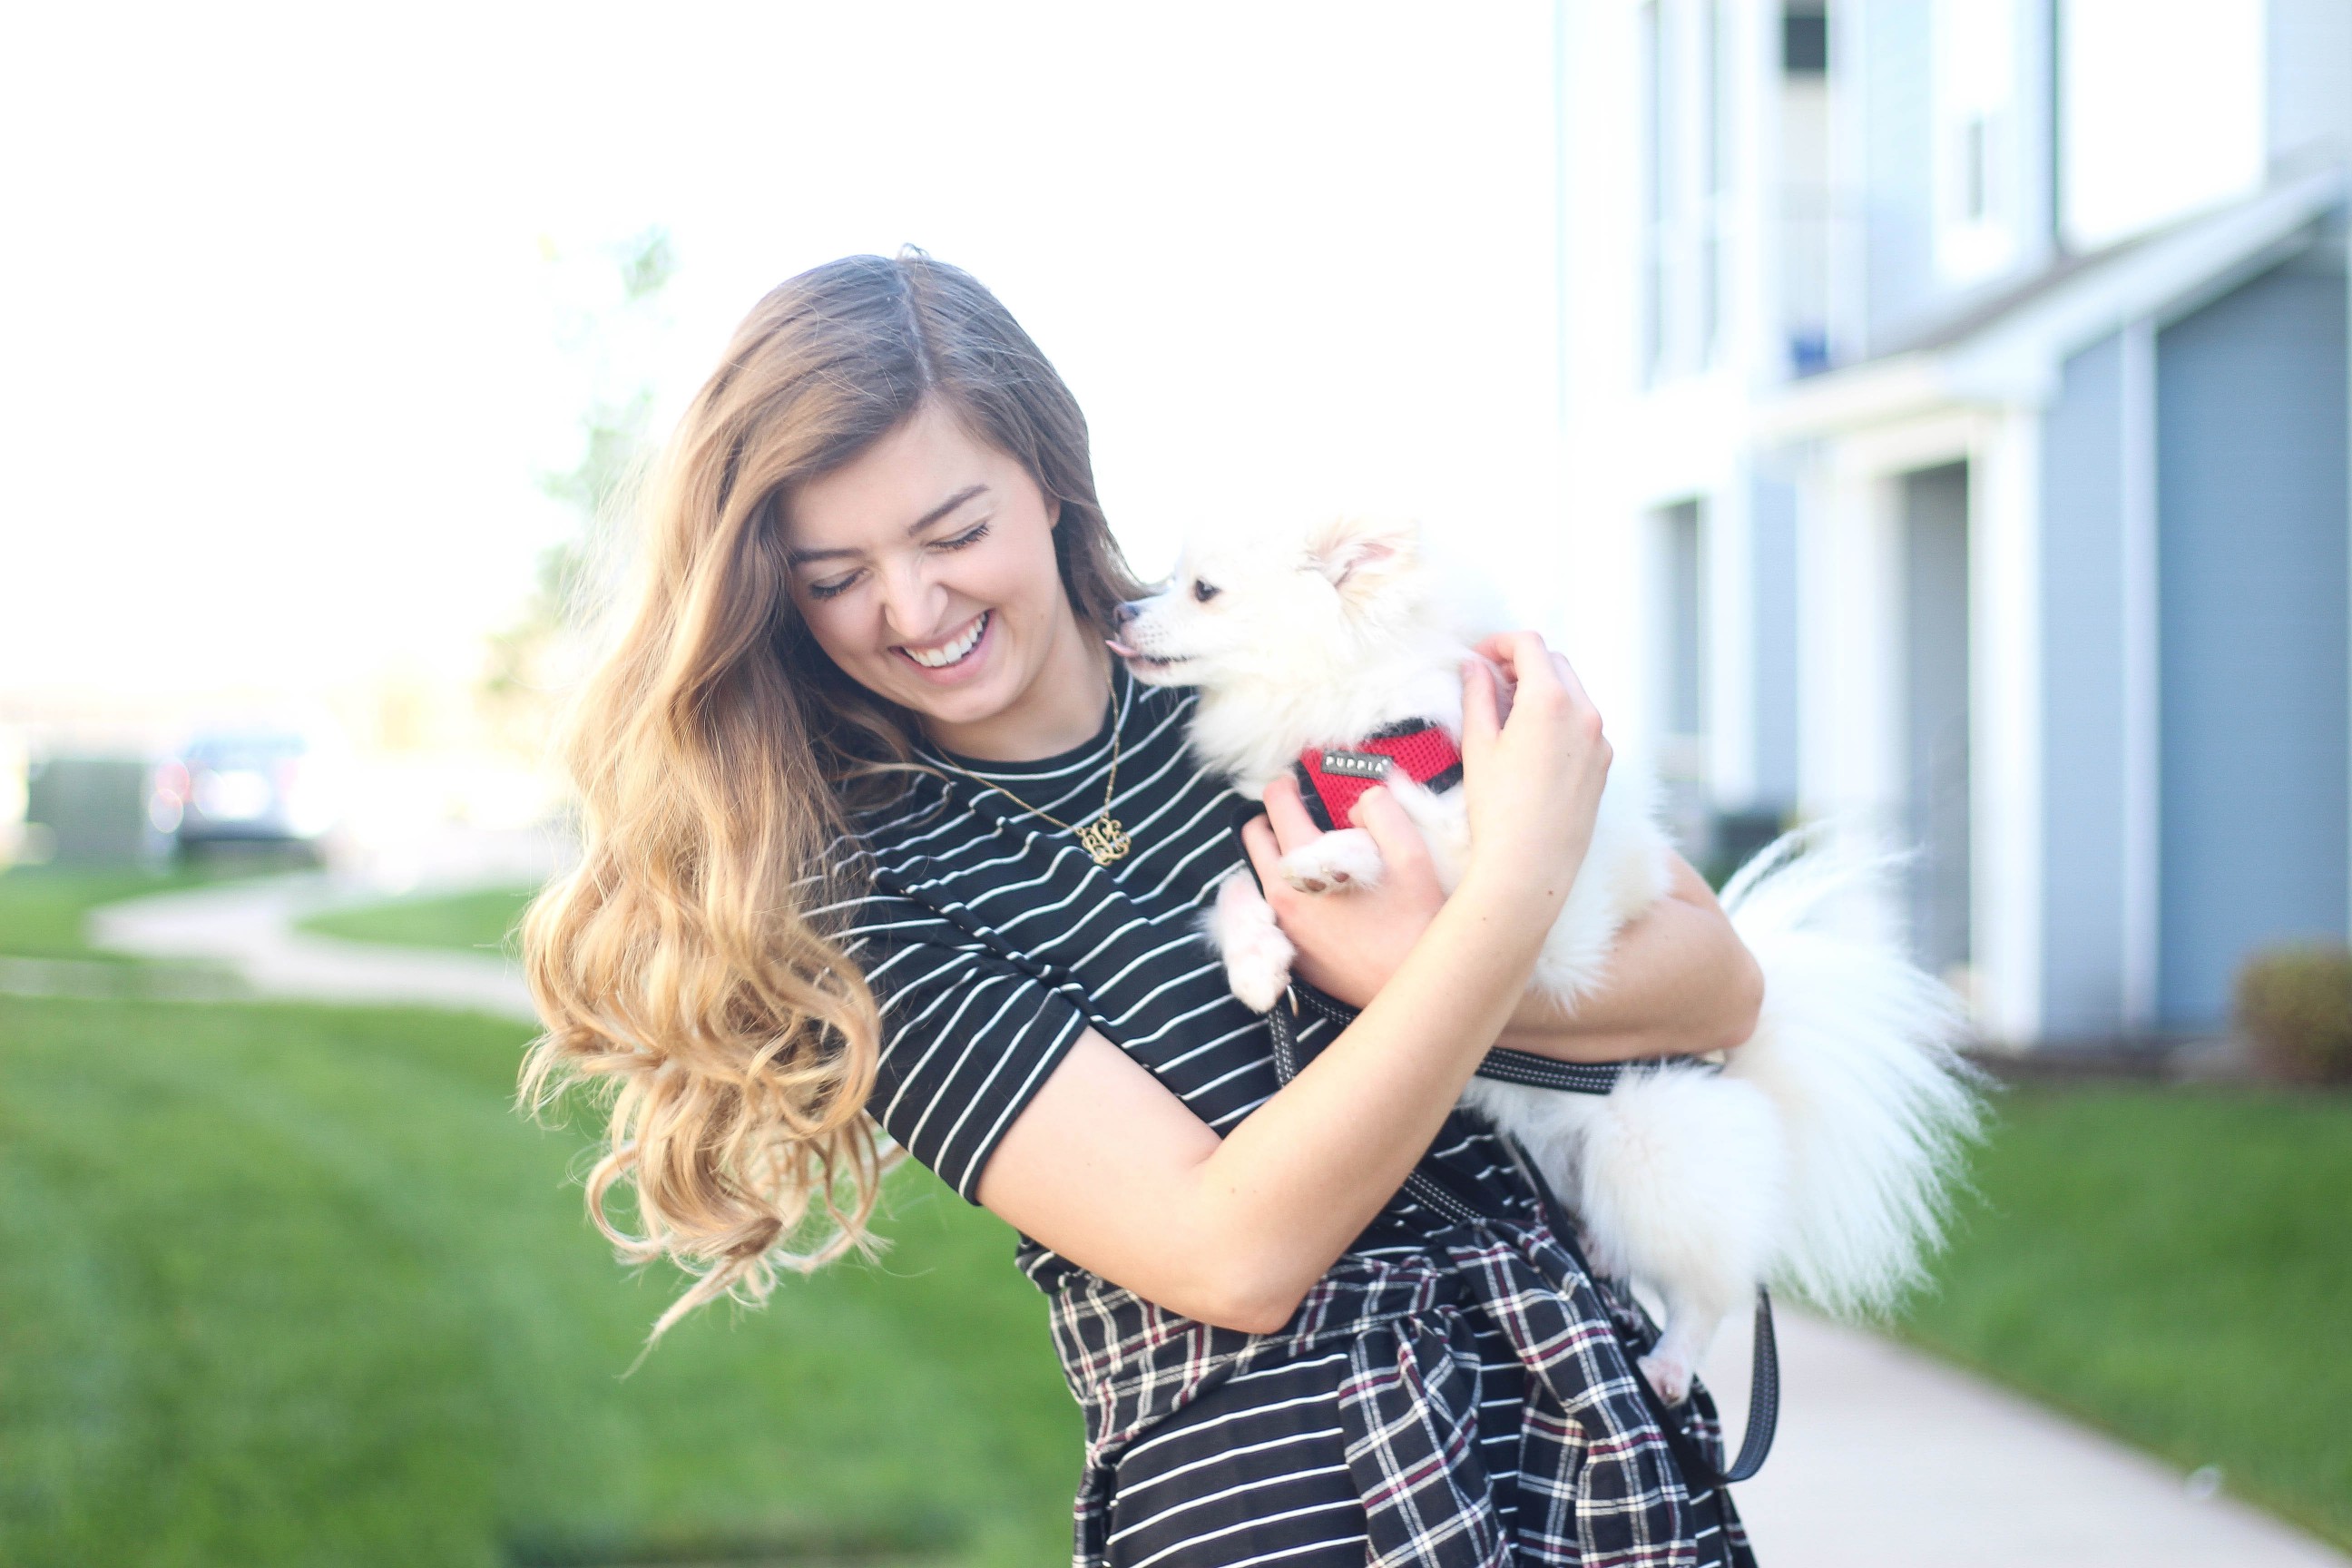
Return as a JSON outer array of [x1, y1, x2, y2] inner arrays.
[[975, 633, 1611, 1334], [1257, 779, 1762, 1063], [1494, 853, 1761, 1061]]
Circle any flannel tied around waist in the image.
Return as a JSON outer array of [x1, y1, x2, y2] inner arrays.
[[1046, 1200, 1734, 1568]]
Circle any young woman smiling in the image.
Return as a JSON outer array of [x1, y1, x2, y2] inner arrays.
[[522, 252, 1766, 1568]]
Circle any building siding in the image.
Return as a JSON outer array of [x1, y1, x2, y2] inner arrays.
[[2154, 256, 2351, 1029], [2038, 330, 2135, 1038]]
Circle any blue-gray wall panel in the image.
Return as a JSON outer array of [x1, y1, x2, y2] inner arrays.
[[2154, 260, 2350, 1029], [2039, 331, 2133, 1038]]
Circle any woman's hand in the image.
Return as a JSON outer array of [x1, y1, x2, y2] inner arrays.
[[1239, 777, 1446, 1009], [1459, 632, 1612, 915], [1233, 630, 1612, 1008]]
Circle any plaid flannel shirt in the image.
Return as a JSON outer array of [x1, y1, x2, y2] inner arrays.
[[1045, 1163, 1758, 1568]]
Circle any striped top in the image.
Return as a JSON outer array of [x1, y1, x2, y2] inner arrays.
[[821, 661, 1755, 1567], [825, 660, 1515, 1289]]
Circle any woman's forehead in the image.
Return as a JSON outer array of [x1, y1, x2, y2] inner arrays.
[[784, 404, 1020, 556]]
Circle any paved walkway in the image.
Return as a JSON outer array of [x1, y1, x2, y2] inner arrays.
[[27, 873, 2348, 1567], [85, 872, 538, 1022], [1699, 1302, 2346, 1566]]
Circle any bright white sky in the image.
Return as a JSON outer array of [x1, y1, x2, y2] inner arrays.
[[0, 3, 1564, 710]]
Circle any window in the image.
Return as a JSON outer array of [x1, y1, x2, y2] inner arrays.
[[1962, 114, 1989, 222], [1642, 0, 1670, 381], [1661, 500, 1708, 741], [1779, 4, 1835, 375], [1700, 0, 1726, 362], [1783, 6, 1828, 76], [1655, 499, 1712, 859], [1642, 0, 1735, 383], [1931, 0, 2019, 282]]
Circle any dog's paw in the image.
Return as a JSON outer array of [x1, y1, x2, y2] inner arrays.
[[1226, 944, 1294, 1013], [1279, 828, 1386, 894], [1638, 1349, 1696, 1408], [1209, 871, 1297, 1012]]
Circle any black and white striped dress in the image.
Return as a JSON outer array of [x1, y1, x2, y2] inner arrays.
[[822, 662, 1757, 1568]]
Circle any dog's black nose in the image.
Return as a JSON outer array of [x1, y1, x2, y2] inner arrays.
[[1114, 600, 1142, 625]]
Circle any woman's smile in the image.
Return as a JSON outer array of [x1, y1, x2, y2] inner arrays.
[[894, 609, 993, 676]]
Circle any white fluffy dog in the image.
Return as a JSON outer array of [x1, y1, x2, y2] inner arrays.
[[1112, 514, 1984, 1404]]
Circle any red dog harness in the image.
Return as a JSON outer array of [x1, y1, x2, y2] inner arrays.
[[1289, 720, 1465, 831]]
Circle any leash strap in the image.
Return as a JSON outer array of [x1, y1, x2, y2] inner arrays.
[[1720, 1290, 1780, 1484], [1265, 989, 1509, 1228], [1265, 981, 1780, 1487], [1285, 975, 1703, 1095], [1516, 1135, 1782, 1488]]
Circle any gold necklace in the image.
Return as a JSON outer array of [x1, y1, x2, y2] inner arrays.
[[931, 689, 1132, 867]]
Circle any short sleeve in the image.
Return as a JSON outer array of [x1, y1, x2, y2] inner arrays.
[[836, 885, 1091, 1202]]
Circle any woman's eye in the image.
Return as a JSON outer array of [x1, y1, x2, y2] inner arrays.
[[1192, 579, 1222, 603], [808, 573, 859, 601], [935, 522, 992, 551]]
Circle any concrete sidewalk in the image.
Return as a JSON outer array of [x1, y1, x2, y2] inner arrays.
[[38, 874, 2352, 1568], [84, 872, 539, 1023], [1699, 1301, 2346, 1566]]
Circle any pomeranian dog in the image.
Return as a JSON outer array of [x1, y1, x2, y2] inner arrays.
[[1111, 514, 1984, 1404]]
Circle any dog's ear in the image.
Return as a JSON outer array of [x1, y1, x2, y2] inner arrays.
[[1306, 516, 1418, 602]]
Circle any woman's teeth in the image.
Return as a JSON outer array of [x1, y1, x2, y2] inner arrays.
[[904, 612, 988, 669]]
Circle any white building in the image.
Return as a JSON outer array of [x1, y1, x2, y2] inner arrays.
[[1556, 0, 2352, 1045]]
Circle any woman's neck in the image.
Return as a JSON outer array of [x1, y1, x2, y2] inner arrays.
[[920, 609, 1113, 762]]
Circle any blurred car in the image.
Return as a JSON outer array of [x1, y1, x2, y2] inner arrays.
[[150, 729, 347, 848]]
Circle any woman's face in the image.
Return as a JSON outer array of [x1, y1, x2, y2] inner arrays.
[[783, 399, 1084, 745]]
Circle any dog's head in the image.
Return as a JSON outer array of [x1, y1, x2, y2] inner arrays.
[[1109, 514, 1435, 693]]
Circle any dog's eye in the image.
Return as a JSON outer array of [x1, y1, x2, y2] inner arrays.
[[1192, 579, 1222, 603]]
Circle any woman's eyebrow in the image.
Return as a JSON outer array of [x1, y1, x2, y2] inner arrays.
[[785, 483, 990, 566]]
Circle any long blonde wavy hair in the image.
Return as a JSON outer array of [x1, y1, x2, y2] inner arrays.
[[518, 251, 1142, 1344]]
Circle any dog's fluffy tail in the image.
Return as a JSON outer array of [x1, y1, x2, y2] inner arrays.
[[1719, 825, 1988, 1318]]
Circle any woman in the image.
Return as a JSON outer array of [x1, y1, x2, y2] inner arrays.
[[521, 251, 1767, 1567]]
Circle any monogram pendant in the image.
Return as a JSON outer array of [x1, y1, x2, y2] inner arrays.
[[1078, 815, 1132, 867]]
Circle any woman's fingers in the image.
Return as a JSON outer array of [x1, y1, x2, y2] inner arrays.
[[1469, 632, 1601, 739], [1548, 649, 1593, 711], [1260, 772, 1322, 857], [1470, 630, 1547, 686], [1346, 786, 1434, 882], [1460, 657, 1502, 777], [1453, 630, 1614, 905]]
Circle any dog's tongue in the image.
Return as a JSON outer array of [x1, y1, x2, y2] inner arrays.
[[1104, 636, 1141, 658]]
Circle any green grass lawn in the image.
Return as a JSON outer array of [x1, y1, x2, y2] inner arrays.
[[0, 994, 1081, 1568], [297, 886, 542, 956], [9, 874, 2348, 1555], [1899, 1084, 2352, 1548]]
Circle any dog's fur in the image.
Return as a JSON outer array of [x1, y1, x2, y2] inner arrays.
[[1116, 514, 1985, 1403]]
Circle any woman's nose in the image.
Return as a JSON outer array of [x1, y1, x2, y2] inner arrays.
[[879, 561, 948, 639]]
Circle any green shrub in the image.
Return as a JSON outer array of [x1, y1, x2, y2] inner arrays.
[[2236, 943, 2352, 1086]]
